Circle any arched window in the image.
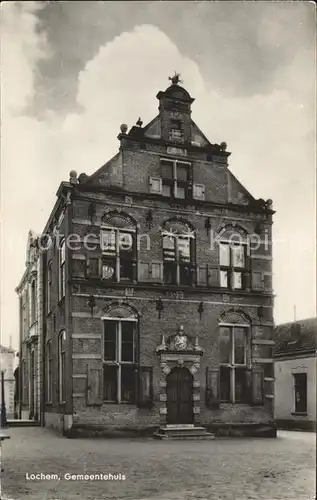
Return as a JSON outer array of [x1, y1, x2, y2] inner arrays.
[[217, 225, 250, 290], [219, 311, 250, 404], [59, 239, 66, 300], [100, 212, 137, 283], [58, 330, 66, 403], [102, 304, 138, 403], [47, 261, 52, 313], [46, 340, 52, 403], [162, 219, 195, 285], [30, 279, 37, 324]]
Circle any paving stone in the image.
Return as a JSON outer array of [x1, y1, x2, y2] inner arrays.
[[2, 428, 315, 500]]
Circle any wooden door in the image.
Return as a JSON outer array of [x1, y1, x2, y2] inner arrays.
[[166, 367, 193, 424]]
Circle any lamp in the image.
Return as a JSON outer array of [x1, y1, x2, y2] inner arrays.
[[156, 299, 164, 319], [205, 217, 211, 235], [198, 302, 204, 320], [0, 371, 7, 428], [146, 210, 153, 229], [87, 295, 96, 317]]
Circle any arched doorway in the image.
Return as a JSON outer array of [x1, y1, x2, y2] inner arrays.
[[166, 367, 193, 425]]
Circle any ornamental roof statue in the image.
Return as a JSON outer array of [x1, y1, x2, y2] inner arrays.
[[168, 72, 183, 86]]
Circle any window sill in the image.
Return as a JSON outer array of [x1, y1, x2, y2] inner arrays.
[[291, 412, 308, 416], [103, 401, 135, 405]]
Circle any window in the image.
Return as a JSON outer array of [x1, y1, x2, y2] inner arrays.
[[103, 319, 137, 403], [219, 242, 247, 290], [162, 221, 195, 286], [59, 239, 66, 300], [22, 292, 27, 338], [161, 158, 190, 199], [47, 262, 52, 313], [294, 373, 307, 413], [219, 325, 249, 403], [21, 359, 28, 405], [46, 340, 52, 403], [58, 330, 66, 403], [101, 227, 136, 282], [30, 280, 36, 324], [169, 120, 184, 143]]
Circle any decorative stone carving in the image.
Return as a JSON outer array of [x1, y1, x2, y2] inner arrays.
[[189, 365, 198, 375], [160, 362, 171, 375]]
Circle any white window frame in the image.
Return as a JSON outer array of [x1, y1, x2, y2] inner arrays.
[[219, 240, 249, 290], [100, 226, 136, 282], [47, 262, 52, 313], [58, 330, 66, 403], [46, 340, 52, 403], [30, 279, 37, 325], [162, 230, 195, 285], [161, 158, 191, 199], [102, 317, 138, 403], [219, 323, 249, 403], [59, 239, 66, 300]]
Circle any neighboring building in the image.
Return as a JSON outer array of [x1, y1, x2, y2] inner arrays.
[[15, 231, 43, 421], [18, 75, 276, 437], [0, 344, 16, 420], [274, 318, 316, 431]]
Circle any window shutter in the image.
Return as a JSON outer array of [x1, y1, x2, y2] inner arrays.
[[205, 367, 220, 408], [72, 259, 86, 278], [138, 261, 163, 282], [150, 261, 163, 281], [193, 183, 205, 200], [208, 266, 220, 288], [137, 366, 153, 408], [149, 176, 162, 194], [251, 366, 264, 405], [87, 258, 100, 278], [138, 262, 150, 281], [197, 265, 208, 287], [86, 362, 103, 406], [252, 272, 265, 291], [263, 272, 272, 291]]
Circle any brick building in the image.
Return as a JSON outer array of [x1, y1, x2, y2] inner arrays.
[[18, 75, 276, 437], [16, 231, 42, 421]]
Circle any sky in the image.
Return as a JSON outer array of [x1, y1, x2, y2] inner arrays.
[[1, 1, 316, 350]]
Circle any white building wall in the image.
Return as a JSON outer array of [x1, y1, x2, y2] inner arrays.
[[0, 350, 16, 419], [274, 356, 316, 425]]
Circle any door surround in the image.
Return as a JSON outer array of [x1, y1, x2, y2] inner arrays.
[[156, 326, 203, 424], [166, 367, 194, 424]]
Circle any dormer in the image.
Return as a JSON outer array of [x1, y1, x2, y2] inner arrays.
[[156, 73, 194, 144]]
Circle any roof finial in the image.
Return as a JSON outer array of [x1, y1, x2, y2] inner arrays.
[[169, 72, 182, 86]]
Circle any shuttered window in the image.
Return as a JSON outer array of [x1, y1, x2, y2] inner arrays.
[[219, 242, 249, 290], [103, 319, 137, 403], [162, 232, 195, 286], [101, 228, 136, 282], [219, 326, 249, 403]]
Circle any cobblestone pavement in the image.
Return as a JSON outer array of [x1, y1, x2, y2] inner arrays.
[[1, 428, 315, 500]]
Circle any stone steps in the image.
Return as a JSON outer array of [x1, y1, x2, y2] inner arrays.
[[154, 425, 215, 440], [7, 419, 40, 427]]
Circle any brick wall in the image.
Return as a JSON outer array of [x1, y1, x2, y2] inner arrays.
[[38, 81, 275, 434]]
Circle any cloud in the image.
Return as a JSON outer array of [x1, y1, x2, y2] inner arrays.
[[1, 6, 315, 348]]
